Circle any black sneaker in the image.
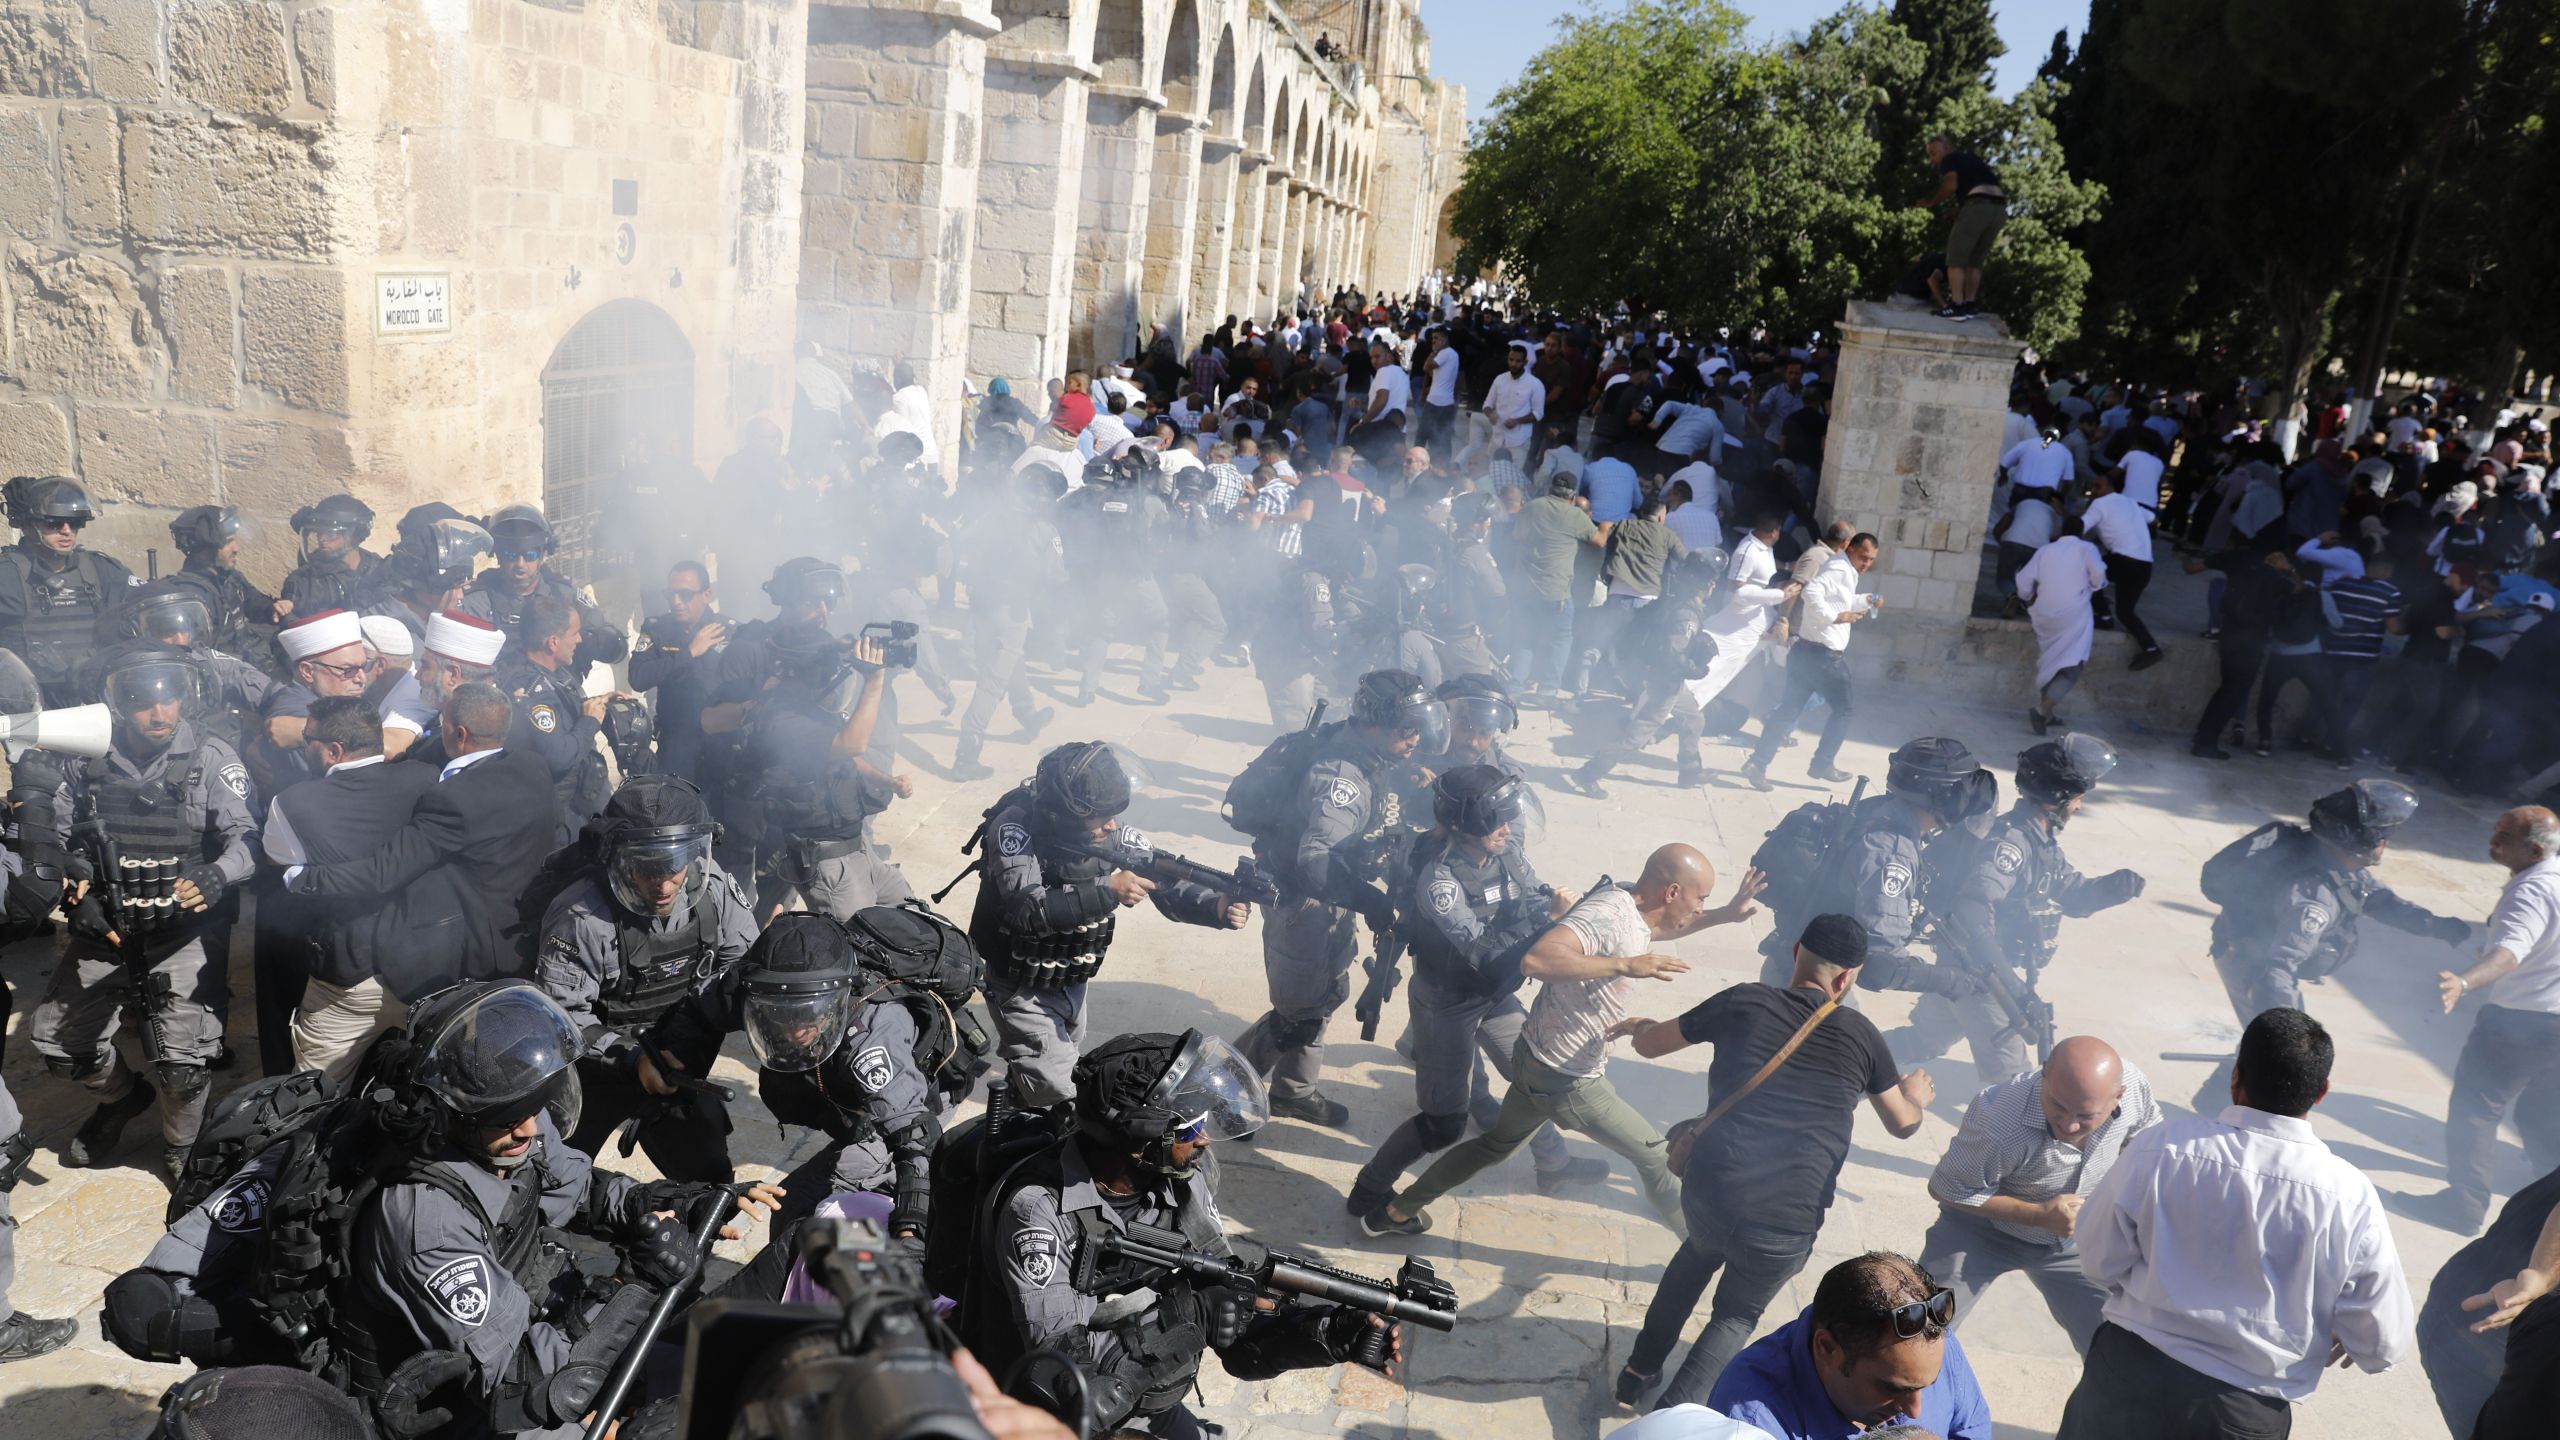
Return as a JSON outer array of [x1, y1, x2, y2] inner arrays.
[[2028, 707, 2051, 736], [1359, 1205, 1431, 1238], [2130, 649, 2166, 672], [1933, 305, 1962, 319], [1565, 766, 1608, 800], [1270, 1091, 1351, 1128], [1614, 1363, 1660, 1408], [1741, 761, 1773, 792], [1809, 764, 1853, 783], [2191, 742, 2233, 761], [1535, 1156, 1611, 1195], [62, 1080, 156, 1168], [0, 1313, 77, 1364]]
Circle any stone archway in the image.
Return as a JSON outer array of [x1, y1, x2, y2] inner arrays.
[[539, 298, 695, 583]]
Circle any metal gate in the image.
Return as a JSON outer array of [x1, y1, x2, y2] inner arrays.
[[540, 300, 695, 583]]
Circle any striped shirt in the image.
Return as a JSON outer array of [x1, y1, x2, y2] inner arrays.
[[1252, 479, 1302, 558], [1521, 884, 1650, 1077], [1929, 1061, 2162, 1247], [1481, 455, 1529, 492], [2319, 575, 2402, 660]]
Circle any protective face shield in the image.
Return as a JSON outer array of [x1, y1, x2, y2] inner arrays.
[[1351, 671, 1449, 755], [606, 829, 712, 918], [1394, 564, 1440, 626], [1035, 740, 1135, 828], [403, 519, 493, 588], [1432, 764, 1527, 840], [1153, 1032, 1269, 1148], [737, 915, 860, 1073], [766, 560, 848, 616], [2015, 732, 2119, 809], [104, 657, 204, 724], [130, 594, 213, 649], [487, 504, 554, 560], [170, 506, 244, 556], [2310, 778, 2419, 856], [291, 494, 376, 551], [408, 982, 584, 1137]]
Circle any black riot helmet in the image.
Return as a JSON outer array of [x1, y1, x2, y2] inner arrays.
[[290, 492, 375, 546], [156, 1364, 374, 1440], [1393, 563, 1440, 627], [763, 557, 848, 617], [5, 475, 95, 530], [387, 513, 492, 592], [1886, 736, 1997, 823], [2308, 778, 2419, 859], [486, 503, 556, 558], [766, 619, 851, 687], [1349, 668, 1448, 755], [1435, 672, 1519, 754], [99, 641, 204, 743], [1665, 546, 1730, 597], [115, 579, 216, 649], [2015, 733, 2118, 808], [169, 506, 244, 558], [594, 773, 718, 918], [1033, 740, 1132, 830], [399, 981, 584, 1156], [1449, 490, 1498, 533], [734, 914, 861, 1073], [1073, 1029, 1269, 1180], [1432, 764, 1526, 840]]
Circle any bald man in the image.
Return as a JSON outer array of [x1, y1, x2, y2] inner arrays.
[[2411, 805, 2560, 1235], [1359, 844, 1763, 1241], [1920, 1037, 2160, 1353]]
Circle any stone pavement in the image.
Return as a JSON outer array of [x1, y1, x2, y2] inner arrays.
[[0, 630, 2526, 1439]]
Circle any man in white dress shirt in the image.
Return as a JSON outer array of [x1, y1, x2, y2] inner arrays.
[[2083, 468, 2165, 669], [2058, 1008, 2413, 1440], [1483, 343, 1545, 454], [1742, 533, 1881, 790], [1686, 512, 1798, 720]]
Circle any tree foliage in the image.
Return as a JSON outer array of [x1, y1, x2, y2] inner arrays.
[[1449, 0, 2098, 350]]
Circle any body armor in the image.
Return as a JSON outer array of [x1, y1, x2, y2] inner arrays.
[[280, 552, 380, 617], [1405, 833, 1539, 999], [968, 793, 1119, 988], [743, 694, 870, 843], [77, 746, 213, 938], [336, 1155, 567, 1405], [1021, 1159, 1228, 1429], [590, 903, 718, 1031], [8, 548, 108, 696]]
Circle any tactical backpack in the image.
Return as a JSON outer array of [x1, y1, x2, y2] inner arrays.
[[1749, 790, 1873, 917], [1220, 718, 1345, 842], [846, 900, 993, 1106], [167, 1070, 338, 1225], [2200, 821, 2314, 908], [511, 838, 595, 966]]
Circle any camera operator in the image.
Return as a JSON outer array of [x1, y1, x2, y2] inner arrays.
[[971, 1031, 1400, 1436], [735, 622, 913, 921]]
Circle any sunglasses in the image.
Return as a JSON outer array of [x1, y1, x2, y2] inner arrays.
[[34, 519, 80, 532], [1882, 1288, 1956, 1339], [665, 587, 706, 601], [305, 659, 370, 682], [1172, 1115, 1209, 1144]]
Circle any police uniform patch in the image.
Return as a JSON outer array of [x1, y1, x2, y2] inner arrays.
[[1117, 825, 1151, 853], [1325, 777, 1361, 810], [1011, 1226, 1059, 1286], [1992, 841, 2025, 876], [2298, 903, 2330, 935], [426, 1254, 492, 1327], [996, 823, 1031, 858], [209, 1175, 270, 1234], [852, 1044, 895, 1092], [634, 633, 654, 654], [218, 763, 249, 800], [530, 704, 558, 735], [1880, 860, 1913, 899], [1429, 877, 1462, 915]]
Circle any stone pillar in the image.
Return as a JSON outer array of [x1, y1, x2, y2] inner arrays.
[[801, 1, 996, 469], [1187, 137, 1243, 329], [1140, 110, 1204, 346], [1277, 183, 1309, 314], [1252, 167, 1288, 318], [1070, 87, 1160, 370], [969, 49, 1093, 396]]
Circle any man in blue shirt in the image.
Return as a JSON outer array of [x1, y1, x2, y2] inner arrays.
[[1579, 454, 1642, 524], [1705, 1253, 1993, 1440]]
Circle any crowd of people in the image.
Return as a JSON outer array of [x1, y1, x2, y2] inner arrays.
[[0, 278, 2550, 1440]]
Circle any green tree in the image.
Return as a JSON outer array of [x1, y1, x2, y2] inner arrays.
[[1875, 0, 2005, 192]]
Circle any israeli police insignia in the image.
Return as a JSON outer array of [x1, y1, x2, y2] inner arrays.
[[218, 763, 249, 799], [1429, 877, 1462, 915], [426, 1254, 492, 1327], [633, 633, 654, 654], [853, 1044, 894, 1092], [996, 823, 1031, 858], [1992, 841, 2025, 876], [1880, 860, 1913, 899], [1011, 1226, 1058, 1286], [208, 1175, 271, 1233], [2299, 904, 2330, 934], [1326, 777, 1360, 810], [530, 704, 559, 735]]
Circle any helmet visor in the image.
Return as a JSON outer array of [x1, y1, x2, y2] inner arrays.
[[2353, 778, 2420, 830], [414, 984, 584, 1129], [105, 660, 204, 717], [2057, 733, 2119, 787], [1393, 697, 1450, 756], [1154, 1033, 1270, 1142], [136, 597, 212, 648], [427, 519, 493, 575], [1445, 694, 1519, 737], [0, 649, 39, 716], [608, 832, 711, 916], [742, 984, 851, 1072]]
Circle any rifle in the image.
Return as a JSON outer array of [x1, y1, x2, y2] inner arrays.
[[1086, 841, 1280, 909], [581, 1185, 745, 1440], [1353, 914, 1406, 1042], [1973, 952, 2056, 1065], [1085, 1228, 1459, 1348]]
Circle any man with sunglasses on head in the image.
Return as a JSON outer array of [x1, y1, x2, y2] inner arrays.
[[1695, 1252, 1990, 1440], [460, 503, 628, 678], [628, 560, 728, 786], [0, 475, 139, 707]]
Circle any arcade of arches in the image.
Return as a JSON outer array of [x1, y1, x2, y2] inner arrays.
[[0, 0, 1466, 550]]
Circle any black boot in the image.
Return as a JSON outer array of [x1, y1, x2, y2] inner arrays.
[[63, 1079, 157, 1168], [951, 731, 992, 782]]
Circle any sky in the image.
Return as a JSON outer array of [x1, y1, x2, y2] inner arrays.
[[1417, 0, 2087, 123]]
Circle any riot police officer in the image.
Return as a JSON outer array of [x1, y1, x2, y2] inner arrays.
[[647, 913, 937, 1235], [109, 580, 276, 753], [735, 623, 911, 918], [1159, 467, 1235, 690], [535, 774, 758, 1181], [628, 560, 728, 784], [1055, 447, 1175, 705], [1888, 735, 2145, 1081], [279, 493, 382, 617], [1439, 491, 1507, 676], [2197, 779, 2470, 1100], [461, 503, 628, 675], [1250, 532, 1344, 730], [1756, 737, 1999, 1006], [1347, 766, 1605, 1219], [972, 1030, 1398, 1435], [357, 507, 491, 647], [0, 475, 138, 705], [1569, 549, 1730, 799], [1431, 673, 1523, 775], [169, 505, 285, 657], [1234, 669, 1447, 1126], [0, 785, 79, 1362], [950, 473, 1061, 781], [331, 982, 779, 1431], [967, 742, 1246, 1108], [25, 642, 255, 1176], [495, 592, 612, 838]]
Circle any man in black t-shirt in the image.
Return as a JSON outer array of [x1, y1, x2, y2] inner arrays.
[[1911, 136, 2008, 320], [1612, 913, 1935, 1411]]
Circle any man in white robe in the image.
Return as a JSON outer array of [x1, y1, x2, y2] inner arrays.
[[1685, 512, 1799, 717], [2017, 522, 2108, 733]]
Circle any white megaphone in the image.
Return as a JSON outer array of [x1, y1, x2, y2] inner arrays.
[[0, 704, 115, 761]]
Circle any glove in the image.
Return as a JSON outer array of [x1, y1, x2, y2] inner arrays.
[[1321, 1307, 1398, 1371], [375, 1350, 473, 1440], [2432, 915, 2475, 948], [1205, 1288, 1250, 1349], [2092, 868, 2146, 906], [178, 865, 227, 912], [619, 1178, 724, 1237], [1910, 964, 1984, 999], [65, 888, 115, 940], [623, 1212, 696, 1290]]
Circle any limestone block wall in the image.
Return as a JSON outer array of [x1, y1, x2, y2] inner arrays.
[[0, 0, 804, 558]]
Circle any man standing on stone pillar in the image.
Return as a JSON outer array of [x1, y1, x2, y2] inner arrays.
[[1912, 135, 2008, 322], [1741, 534, 1883, 790]]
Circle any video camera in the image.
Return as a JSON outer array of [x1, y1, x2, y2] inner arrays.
[[861, 620, 921, 670]]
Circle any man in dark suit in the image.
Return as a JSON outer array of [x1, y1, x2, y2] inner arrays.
[[285, 681, 561, 1014], [263, 695, 440, 1079]]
